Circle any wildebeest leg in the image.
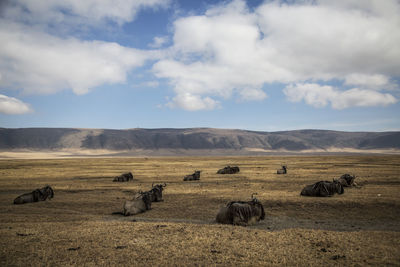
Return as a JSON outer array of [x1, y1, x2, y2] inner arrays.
[[232, 217, 248, 226]]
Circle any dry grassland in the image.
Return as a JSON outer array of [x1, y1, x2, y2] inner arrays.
[[0, 155, 399, 266]]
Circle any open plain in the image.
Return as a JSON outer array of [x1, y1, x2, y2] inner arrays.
[[0, 155, 399, 266]]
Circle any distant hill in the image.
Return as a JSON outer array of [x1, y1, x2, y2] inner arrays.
[[0, 128, 399, 155]]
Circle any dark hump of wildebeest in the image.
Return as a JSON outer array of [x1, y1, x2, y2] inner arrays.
[[217, 166, 240, 174], [113, 172, 134, 182], [13, 185, 54, 204], [216, 195, 265, 226], [149, 183, 166, 202], [300, 180, 344, 197], [183, 171, 201, 181], [277, 165, 287, 174]]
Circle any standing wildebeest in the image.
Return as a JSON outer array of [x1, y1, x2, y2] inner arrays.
[[335, 174, 357, 187], [149, 183, 167, 202], [113, 172, 133, 182], [277, 165, 287, 174], [300, 180, 344, 197], [123, 191, 152, 216], [217, 166, 240, 174], [183, 171, 201, 181], [216, 194, 265, 226], [14, 185, 54, 204]]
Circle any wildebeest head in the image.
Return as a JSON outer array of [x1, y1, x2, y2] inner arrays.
[[134, 190, 152, 210], [332, 180, 344, 194], [336, 173, 356, 187], [150, 183, 167, 202], [41, 185, 54, 200], [232, 166, 240, 173], [141, 191, 152, 210], [250, 193, 265, 220]]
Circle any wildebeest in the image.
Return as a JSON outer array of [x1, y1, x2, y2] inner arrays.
[[300, 180, 344, 197], [149, 183, 167, 202], [183, 171, 201, 181], [123, 191, 152, 216], [14, 185, 54, 204], [113, 172, 133, 182], [217, 166, 240, 174], [277, 165, 287, 174], [216, 194, 265, 226], [335, 174, 357, 187]]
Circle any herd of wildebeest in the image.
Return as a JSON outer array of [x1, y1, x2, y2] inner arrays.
[[12, 164, 358, 226]]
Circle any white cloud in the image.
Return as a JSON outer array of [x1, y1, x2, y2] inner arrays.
[[149, 36, 168, 48], [3, 0, 170, 27], [153, 0, 400, 110], [344, 73, 394, 90], [284, 83, 397, 109], [154, 0, 268, 110], [238, 88, 267, 101], [0, 22, 153, 95], [143, 81, 160, 88], [284, 83, 336, 108], [166, 93, 220, 111], [332, 88, 397, 109], [0, 94, 32, 114]]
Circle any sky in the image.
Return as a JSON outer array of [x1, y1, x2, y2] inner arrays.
[[0, 0, 399, 132]]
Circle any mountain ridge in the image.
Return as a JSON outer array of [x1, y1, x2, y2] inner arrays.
[[1, 128, 399, 154]]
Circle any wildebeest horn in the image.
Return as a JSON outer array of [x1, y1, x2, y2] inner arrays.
[[163, 183, 167, 187], [251, 193, 257, 199]]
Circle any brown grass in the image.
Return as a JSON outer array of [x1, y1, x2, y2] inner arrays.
[[0, 155, 400, 266]]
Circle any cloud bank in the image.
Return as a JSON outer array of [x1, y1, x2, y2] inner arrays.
[[284, 83, 397, 109], [0, 0, 167, 96], [3, 0, 170, 26], [0, 22, 152, 95], [0, 0, 399, 112], [154, 0, 400, 110]]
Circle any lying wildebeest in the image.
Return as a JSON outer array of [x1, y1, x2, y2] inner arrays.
[[300, 180, 344, 197], [123, 191, 152, 216], [183, 171, 201, 181], [335, 173, 357, 187], [149, 183, 167, 202], [277, 165, 287, 174], [113, 172, 133, 182], [217, 166, 240, 174], [216, 194, 265, 226], [14, 185, 54, 204]]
